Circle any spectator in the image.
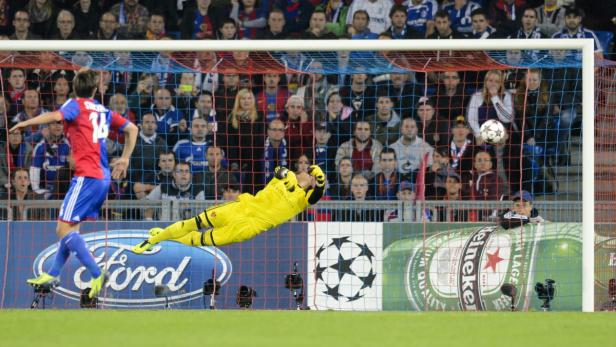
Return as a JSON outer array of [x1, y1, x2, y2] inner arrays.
[[328, 156, 353, 199], [190, 52, 219, 93], [262, 118, 289, 182], [406, 0, 436, 37], [221, 88, 265, 193], [335, 120, 383, 180], [296, 60, 332, 115], [111, 0, 149, 39], [302, 8, 337, 39], [509, 7, 545, 40], [365, 92, 402, 146], [173, 117, 210, 172], [0, 168, 38, 221], [5, 68, 27, 114], [181, 0, 226, 39], [467, 69, 514, 144], [256, 73, 289, 121], [72, 0, 101, 39], [424, 146, 449, 200], [441, 0, 481, 35], [216, 18, 239, 39], [277, 0, 314, 36], [323, 0, 349, 37], [340, 73, 376, 118], [428, 9, 465, 39], [437, 170, 469, 221], [51, 10, 81, 40], [0, 0, 14, 36], [143, 0, 179, 32], [390, 117, 433, 180], [144, 162, 205, 220], [230, 0, 267, 39], [498, 190, 544, 229], [30, 121, 71, 199], [49, 74, 71, 110], [334, 174, 383, 221], [552, 7, 603, 56], [348, 10, 378, 39], [0, 128, 33, 189], [151, 87, 185, 146], [469, 8, 497, 38], [490, 0, 525, 37], [371, 147, 401, 200], [434, 71, 468, 125], [13, 90, 49, 144], [377, 72, 421, 119], [202, 146, 239, 199], [108, 156, 133, 200], [293, 152, 311, 174], [215, 73, 240, 117], [257, 8, 288, 39], [469, 149, 506, 202], [145, 12, 167, 40], [173, 72, 200, 112], [346, 0, 392, 36], [133, 150, 175, 200], [282, 94, 314, 161], [109, 93, 137, 143], [191, 91, 215, 122], [384, 180, 415, 221], [127, 73, 157, 119], [386, 5, 423, 39], [535, 0, 565, 37], [320, 89, 353, 147], [314, 122, 336, 176], [222, 184, 241, 201], [448, 115, 476, 175], [514, 68, 555, 150], [130, 113, 167, 199], [415, 96, 449, 148], [95, 11, 126, 40], [10, 10, 41, 40], [26, 0, 55, 38]]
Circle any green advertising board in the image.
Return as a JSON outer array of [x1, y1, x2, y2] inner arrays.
[[383, 223, 583, 311]]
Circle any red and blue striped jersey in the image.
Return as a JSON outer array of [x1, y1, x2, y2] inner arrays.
[[59, 98, 129, 179]]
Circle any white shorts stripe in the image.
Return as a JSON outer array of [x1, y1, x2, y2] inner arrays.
[[62, 177, 84, 221]]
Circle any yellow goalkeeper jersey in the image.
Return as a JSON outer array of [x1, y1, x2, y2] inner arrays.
[[237, 177, 309, 230]]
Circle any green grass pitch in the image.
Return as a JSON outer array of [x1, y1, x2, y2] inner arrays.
[[0, 310, 615, 347]]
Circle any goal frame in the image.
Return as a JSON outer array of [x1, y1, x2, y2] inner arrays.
[[0, 39, 595, 312]]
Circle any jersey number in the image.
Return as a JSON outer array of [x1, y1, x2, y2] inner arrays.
[[89, 112, 109, 143]]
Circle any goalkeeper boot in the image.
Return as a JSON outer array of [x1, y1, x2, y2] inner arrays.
[[149, 227, 164, 237], [132, 239, 155, 254], [89, 272, 108, 299], [26, 272, 58, 286]]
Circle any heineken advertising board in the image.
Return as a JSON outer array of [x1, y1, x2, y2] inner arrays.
[[383, 223, 583, 311]]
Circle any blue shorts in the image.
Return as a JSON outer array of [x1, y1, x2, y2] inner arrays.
[[59, 176, 110, 224]]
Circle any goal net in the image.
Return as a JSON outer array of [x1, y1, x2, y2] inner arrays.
[[0, 39, 609, 312]]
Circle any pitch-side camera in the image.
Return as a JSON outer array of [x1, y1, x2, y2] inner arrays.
[[535, 279, 556, 311], [236, 285, 257, 308], [30, 282, 56, 309], [601, 278, 616, 311], [154, 284, 172, 309], [80, 288, 98, 309], [500, 283, 517, 311], [285, 262, 309, 310], [203, 269, 222, 309]]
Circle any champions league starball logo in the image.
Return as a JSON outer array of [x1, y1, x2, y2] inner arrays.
[[314, 237, 377, 302]]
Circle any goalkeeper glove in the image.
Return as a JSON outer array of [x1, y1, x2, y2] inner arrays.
[[274, 166, 289, 180], [308, 165, 325, 187]]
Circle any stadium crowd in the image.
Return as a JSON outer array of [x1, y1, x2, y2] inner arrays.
[[0, 0, 611, 222]]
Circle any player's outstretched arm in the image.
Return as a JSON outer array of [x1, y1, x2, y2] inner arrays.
[[111, 122, 138, 180], [306, 165, 325, 205], [9, 111, 63, 132]]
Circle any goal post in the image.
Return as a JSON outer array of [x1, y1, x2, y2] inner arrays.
[[0, 39, 597, 311]]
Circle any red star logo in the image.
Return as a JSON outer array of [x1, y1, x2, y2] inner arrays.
[[483, 247, 505, 272]]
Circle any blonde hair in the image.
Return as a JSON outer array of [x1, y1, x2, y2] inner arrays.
[[229, 88, 258, 129], [482, 70, 505, 105]]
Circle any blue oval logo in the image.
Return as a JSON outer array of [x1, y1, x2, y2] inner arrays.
[[32, 230, 232, 308]]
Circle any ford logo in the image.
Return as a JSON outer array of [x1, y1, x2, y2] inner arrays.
[[32, 230, 233, 308]]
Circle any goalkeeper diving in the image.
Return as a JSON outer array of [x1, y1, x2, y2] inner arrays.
[[132, 165, 325, 252]]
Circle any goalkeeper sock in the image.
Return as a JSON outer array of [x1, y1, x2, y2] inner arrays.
[[149, 218, 198, 244], [48, 237, 71, 277], [64, 232, 101, 278]]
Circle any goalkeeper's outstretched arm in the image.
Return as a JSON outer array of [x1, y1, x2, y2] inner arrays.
[[305, 165, 325, 206]]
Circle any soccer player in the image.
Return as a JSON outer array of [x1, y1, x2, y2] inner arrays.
[[10, 69, 138, 298], [132, 165, 325, 251]]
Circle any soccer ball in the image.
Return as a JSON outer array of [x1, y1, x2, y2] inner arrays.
[[480, 119, 506, 144], [314, 236, 377, 302]]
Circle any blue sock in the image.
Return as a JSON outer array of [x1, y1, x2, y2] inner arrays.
[[47, 238, 70, 277], [64, 232, 102, 279]]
